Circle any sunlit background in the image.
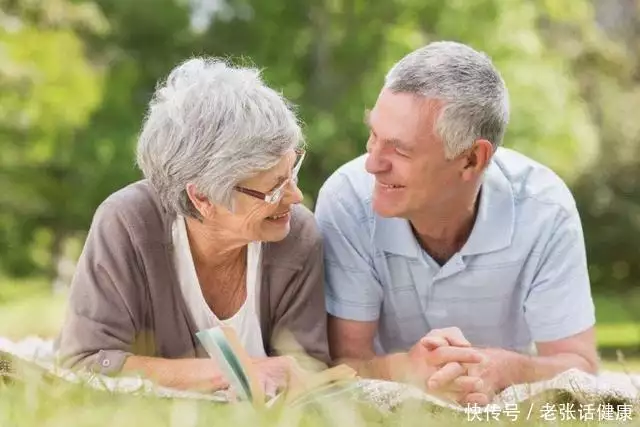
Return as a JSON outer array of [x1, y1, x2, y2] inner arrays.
[[0, 0, 639, 370]]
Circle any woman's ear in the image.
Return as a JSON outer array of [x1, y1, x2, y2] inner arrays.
[[186, 183, 213, 218]]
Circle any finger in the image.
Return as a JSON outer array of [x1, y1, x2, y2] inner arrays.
[[420, 335, 450, 351], [434, 327, 471, 347], [429, 346, 484, 366], [452, 376, 484, 394], [264, 378, 278, 397], [427, 362, 465, 390], [461, 392, 492, 406], [227, 387, 238, 402]]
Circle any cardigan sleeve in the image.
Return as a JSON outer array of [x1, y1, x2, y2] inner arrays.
[[56, 201, 145, 375], [265, 205, 331, 368]]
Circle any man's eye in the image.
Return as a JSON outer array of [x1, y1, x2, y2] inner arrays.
[[395, 148, 410, 158], [366, 135, 374, 151]]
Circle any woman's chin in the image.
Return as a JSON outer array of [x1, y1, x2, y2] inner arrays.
[[258, 217, 291, 242]]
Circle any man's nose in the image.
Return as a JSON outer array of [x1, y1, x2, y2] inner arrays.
[[365, 138, 391, 174]]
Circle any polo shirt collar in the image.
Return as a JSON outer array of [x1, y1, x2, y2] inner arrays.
[[460, 160, 515, 256], [373, 160, 515, 258], [373, 215, 421, 258]]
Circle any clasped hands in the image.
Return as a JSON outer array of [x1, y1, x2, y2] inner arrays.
[[406, 327, 509, 406]]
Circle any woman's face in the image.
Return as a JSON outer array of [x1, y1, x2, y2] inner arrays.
[[205, 149, 305, 243]]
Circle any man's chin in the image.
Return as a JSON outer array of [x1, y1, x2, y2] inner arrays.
[[372, 199, 405, 219]]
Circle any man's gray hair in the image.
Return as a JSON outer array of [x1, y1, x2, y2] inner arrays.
[[136, 57, 303, 218], [384, 41, 510, 158]]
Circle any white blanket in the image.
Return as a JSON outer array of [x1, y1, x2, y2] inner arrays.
[[2, 336, 638, 415]]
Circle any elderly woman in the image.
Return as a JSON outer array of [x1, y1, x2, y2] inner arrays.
[[56, 58, 328, 393]]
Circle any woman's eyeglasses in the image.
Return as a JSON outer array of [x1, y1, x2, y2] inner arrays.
[[234, 148, 306, 204]]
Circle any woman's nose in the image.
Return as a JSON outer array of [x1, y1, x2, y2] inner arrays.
[[283, 179, 303, 205]]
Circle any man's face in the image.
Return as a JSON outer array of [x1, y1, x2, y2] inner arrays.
[[364, 89, 470, 219]]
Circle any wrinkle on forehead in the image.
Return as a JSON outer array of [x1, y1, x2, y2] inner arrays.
[[371, 90, 444, 151]]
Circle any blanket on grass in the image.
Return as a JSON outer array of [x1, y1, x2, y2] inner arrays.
[[1, 336, 638, 418]]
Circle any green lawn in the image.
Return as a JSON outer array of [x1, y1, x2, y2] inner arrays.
[[0, 277, 68, 339], [593, 293, 640, 372]]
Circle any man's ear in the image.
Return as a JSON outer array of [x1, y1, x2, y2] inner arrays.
[[461, 139, 493, 179], [185, 183, 213, 218]]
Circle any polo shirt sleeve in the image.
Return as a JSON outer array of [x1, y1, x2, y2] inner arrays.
[[524, 208, 596, 342], [315, 176, 382, 322]]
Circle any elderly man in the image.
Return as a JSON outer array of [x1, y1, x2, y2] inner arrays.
[[315, 41, 598, 405]]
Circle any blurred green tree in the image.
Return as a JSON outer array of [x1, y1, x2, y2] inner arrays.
[[563, 0, 640, 296], [200, 0, 600, 206], [1, 0, 638, 298], [0, 0, 107, 277], [0, 0, 198, 280]]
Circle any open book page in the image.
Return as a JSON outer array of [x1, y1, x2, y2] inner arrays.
[[195, 325, 359, 408]]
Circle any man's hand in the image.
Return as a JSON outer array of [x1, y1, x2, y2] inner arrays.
[[406, 327, 489, 405], [251, 356, 305, 397], [461, 347, 516, 404], [431, 331, 599, 405]]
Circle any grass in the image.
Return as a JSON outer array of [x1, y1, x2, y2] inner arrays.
[[597, 324, 640, 348], [593, 292, 640, 373], [594, 293, 640, 348], [1, 277, 639, 426], [1, 369, 636, 427], [0, 276, 68, 340]]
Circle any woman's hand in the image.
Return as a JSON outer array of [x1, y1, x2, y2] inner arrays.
[[251, 356, 305, 397]]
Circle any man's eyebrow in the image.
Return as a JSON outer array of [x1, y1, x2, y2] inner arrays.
[[364, 109, 412, 152], [385, 137, 412, 151]]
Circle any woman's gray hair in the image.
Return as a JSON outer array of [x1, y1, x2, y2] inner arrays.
[[384, 41, 510, 158], [136, 57, 304, 218]]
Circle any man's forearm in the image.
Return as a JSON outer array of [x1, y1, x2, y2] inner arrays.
[[336, 353, 414, 382], [501, 350, 598, 389], [123, 356, 228, 392]]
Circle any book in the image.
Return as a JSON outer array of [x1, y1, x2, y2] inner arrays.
[[195, 325, 359, 408]]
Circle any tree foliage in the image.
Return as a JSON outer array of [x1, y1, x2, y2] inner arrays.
[[0, 0, 638, 294]]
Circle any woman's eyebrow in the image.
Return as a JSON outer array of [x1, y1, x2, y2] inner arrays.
[[268, 176, 287, 192]]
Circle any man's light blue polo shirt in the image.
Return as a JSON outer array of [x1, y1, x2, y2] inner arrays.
[[315, 148, 596, 355]]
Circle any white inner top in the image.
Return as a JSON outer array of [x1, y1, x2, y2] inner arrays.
[[171, 215, 267, 358]]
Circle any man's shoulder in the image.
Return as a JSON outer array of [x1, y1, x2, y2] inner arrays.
[[493, 148, 578, 216], [315, 154, 375, 229], [317, 154, 373, 203]]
